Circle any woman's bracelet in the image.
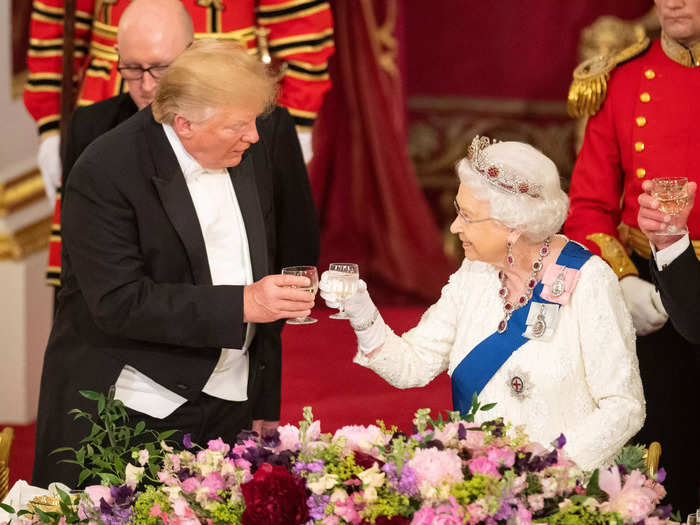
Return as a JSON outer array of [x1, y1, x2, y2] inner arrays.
[[350, 307, 379, 332]]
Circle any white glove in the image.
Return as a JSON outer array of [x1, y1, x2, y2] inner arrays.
[[319, 274, 386, 352], [619, 275, 668, 336], [37, 134, 62, 203]]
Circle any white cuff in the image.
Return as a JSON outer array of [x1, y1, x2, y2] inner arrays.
[[356, 314, 387, 354], [650, 234, 690, 271]]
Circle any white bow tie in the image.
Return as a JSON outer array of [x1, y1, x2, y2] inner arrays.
[[185, 167, 228, 183]]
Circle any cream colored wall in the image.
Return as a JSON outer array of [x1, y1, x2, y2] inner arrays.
[[1, 3, 53, 423]]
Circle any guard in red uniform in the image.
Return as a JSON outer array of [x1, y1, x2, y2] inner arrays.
[[565, 0, 700, 515]]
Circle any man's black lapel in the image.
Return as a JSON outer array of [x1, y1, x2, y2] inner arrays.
[[229, 153, 269, 281], [143, 108, 213, 285]]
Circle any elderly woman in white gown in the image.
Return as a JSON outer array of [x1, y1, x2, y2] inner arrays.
[[320, 137, 645, 471]]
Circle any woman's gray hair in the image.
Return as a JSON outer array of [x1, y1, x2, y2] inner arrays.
[[456, 141, 569, 242]]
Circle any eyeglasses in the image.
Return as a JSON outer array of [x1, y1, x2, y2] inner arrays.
[[117, 62, 169, 80], [453, 199, 499, 225]]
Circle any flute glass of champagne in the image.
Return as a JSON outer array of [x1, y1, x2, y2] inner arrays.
[[327, 263, 359, 319], [650, 177, 689, 236], [281, 265, 318, 325]]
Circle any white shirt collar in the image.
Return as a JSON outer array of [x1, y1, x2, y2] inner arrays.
[[162, 123, 227, 182]]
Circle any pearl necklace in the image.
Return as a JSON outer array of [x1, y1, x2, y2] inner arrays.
[[497, 237, 551, 333]]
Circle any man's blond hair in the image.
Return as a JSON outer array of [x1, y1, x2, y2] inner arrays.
[[152, 39, 278, 124]]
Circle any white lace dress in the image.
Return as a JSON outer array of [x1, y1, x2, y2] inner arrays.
[[354, 254, 645, 470]]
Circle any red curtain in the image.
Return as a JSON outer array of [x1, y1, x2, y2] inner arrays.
[[310, 0, 456, 303]]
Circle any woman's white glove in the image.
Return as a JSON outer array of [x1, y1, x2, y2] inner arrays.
[[38, 135, 61, 203], [619, 276, 668, 336], [318, 273, 386, 352]]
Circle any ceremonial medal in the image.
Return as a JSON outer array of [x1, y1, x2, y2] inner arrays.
[[510, 376, 524, 394], [531, 304, 547, 338], [506, 368, 531, 399], [550, 269, 566, 297]]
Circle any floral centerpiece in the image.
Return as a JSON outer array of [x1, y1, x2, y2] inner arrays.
[[0, 393, 678, 525]]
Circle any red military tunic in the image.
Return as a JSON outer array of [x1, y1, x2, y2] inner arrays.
[[25, 0, 334, 286], [565, 36, 700, 278], [24, 0, 334, 138]]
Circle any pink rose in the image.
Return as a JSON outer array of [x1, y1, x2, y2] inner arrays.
[[600, 468, 658, 522], [275, 424, 301, 453], [84, 485, 113, 507], [202, 472, 226, 497], [206, 437, 230, 454], [180, 477, 201, 493], [486, 446, 515, 468], [467, 455, 501, 478], [465, 502, 488, 525]]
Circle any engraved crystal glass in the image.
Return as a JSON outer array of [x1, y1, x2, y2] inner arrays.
[[281, 265, 318, 325], [650, 177, 689, 236], [326, 263, 359, 319]]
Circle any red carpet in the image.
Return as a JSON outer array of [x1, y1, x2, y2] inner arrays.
[[3, 305, 451, 487]]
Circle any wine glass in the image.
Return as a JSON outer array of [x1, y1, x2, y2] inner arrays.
[[281, 265, 318, 325], [327, 263, 359, 319], [650, 177, 689, 236]]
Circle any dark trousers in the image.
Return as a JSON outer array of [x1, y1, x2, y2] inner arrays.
[[632, 254, 700, 517]]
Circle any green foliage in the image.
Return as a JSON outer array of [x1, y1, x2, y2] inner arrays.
[[132, 485, 172, 525], [324, 454, 364, 481], [544, 500, 623, 525], [209, 500, 244, 525], [54, 388, 176, 488], [614, 444, 647, 474], [362, 489, 414, 522], [450, 473, 495, 506]]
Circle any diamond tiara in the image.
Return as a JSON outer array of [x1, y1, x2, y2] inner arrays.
[[465, 136, 543, 199]]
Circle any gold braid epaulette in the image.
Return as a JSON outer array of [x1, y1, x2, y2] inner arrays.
[[567, 36, 651, 118], [586, 233, 639, 279]]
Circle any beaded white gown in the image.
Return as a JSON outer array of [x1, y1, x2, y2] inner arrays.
[[354, 252, 645, 471]]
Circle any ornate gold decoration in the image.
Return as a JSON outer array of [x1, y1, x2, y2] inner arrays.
[[0, 427, 13, 501], [634, 141, 645, 152], [567, 36, 651, 118], [585, 232, 638, 278], [0, 217, 53, 261], [661, 31, 700, 67], [361, 0, 398, 76], [197, 0, 225, 10], [255, 26, 272, 64], [644, 442, 662, 478], [636, 116, 647, 127], [0, 169, 46, 217]]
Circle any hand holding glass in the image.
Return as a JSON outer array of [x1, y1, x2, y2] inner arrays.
[[281, 266, 318, 325], [650, 177, 689, 236], [327, 263, 359, 319]]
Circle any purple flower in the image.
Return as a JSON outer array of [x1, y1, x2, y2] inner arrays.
[[306, 493, 330, 520], [457, 423, 467, 441], [183, 433, 193, 449], [656, 467, 666, 483], [553, 433, 566, 449], [292, 459, 324, 476], [396, 465, 418, 496], [109, 484, 133, 506]]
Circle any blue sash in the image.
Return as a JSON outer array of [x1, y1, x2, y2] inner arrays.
[[451, 241, 592, 414]]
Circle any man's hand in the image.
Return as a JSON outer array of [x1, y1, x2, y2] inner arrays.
[[243, 274, 315, 323], [37, 135, 62, 203], [637, 180, 696, 250], [619, 275, 668, 335]]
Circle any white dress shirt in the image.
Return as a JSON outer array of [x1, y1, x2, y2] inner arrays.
[[650, 233, 690, 271], [114, 124, 255, 418]]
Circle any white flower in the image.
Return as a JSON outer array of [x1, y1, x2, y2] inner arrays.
[[307, 474, 339, 495], [358, 464, 385, 490], [330, 488, 348, 503], [125, 463, 144, 488], [137, 449, 149, 466]]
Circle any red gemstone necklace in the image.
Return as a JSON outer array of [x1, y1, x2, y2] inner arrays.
[[496, 237, 551, 333]]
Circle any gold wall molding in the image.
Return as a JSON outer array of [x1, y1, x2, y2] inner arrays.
[[0, 168, 47, 218], [0, 216, 52, 260]]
